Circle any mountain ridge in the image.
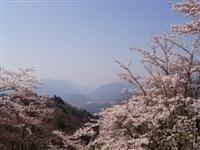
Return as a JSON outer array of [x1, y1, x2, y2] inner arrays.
[[37, 79, 135, 113]]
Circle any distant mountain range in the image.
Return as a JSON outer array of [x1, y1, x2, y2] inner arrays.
[[37, 79, 90, 96], [90, 82, 134, 103], [37, 79, 135, 113]]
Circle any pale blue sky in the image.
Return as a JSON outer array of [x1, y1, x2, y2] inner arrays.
[[1, 0, 185, 87]]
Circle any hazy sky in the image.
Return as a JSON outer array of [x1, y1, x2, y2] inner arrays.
[[1, 0, 185, 87]]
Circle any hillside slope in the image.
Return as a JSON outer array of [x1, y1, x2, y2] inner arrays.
[[0, 94, 93, 150]]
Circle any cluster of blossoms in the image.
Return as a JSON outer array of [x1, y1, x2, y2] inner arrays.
[[0, 94, 53, 129], [172, 0, 200, 34], [50, 119, 100, 149], [89, 95, 200, 149], [0, 68, 53, 128], [0, 68, 38, 94]]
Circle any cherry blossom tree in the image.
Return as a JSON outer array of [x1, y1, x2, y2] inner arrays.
[[0, 69, 55, 149], [0, 68, 44, 128], [92, 0, 200, 149]]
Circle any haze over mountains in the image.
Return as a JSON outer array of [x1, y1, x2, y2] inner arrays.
[[37, 79, 134, 113]]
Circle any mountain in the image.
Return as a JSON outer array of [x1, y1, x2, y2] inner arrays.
[[81, 82, 135, 114], [37, 79, 135, 113], [90, 82, 134, 103], [37, 79, 90, 97]]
